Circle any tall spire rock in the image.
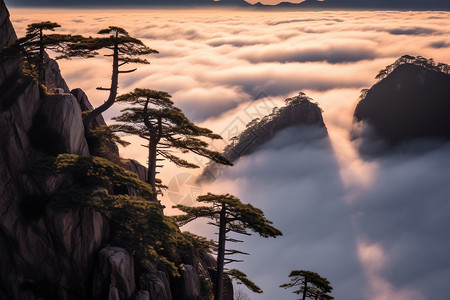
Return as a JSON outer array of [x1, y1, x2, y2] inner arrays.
[[0, 0, 16, 48]]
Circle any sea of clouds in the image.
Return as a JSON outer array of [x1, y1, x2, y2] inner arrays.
[[9, 8, 450, 299]]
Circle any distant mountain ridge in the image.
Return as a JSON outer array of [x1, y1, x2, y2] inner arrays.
[[199, 92, 328, 183], [6, 0, 251, 7], [6, 0, 450, 9]]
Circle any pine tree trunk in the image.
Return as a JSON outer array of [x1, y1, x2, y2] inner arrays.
[[83, 39, 119, 130], [147, 136, 157, 199], [39, 29, 45, 86], [214, 204, 227, 300], [302, 279, 307, 300]]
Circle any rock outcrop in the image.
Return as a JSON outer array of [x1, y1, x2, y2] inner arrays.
[[0, 1, 228, 299], [353, 60, 450, 147], [200, 92, 328, 182], [92, 246, 136, 300]]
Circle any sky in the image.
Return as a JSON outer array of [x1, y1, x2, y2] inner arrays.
[[8, 8, 450, 300]]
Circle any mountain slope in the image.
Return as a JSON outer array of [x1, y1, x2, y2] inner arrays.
[[0, 1, 229, 299], [200, 92, 328, 182], [6, 0, 251, 7]]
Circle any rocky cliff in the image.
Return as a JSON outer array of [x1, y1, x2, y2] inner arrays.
[[0, 2, 227, 299], [353, 58, 450, 148], [200, 92, 328, 182]]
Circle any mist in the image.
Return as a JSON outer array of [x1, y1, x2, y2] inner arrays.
[[8, 8, 450, 299]]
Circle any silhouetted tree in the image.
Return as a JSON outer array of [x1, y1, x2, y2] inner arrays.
[[63, 27, 158, 129], [1, 21, 74, 86], [375, 55, 450, 81], [280, 270, 334, 300], [112, 89, 232, 193], [173, 193, 282, 300]]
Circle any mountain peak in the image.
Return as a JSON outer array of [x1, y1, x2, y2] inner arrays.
[[354, 56, 450, 146]]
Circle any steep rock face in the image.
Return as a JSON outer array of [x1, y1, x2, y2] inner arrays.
[[354, 63, 450, 144], [0, 2, 109, 298], [137, 262, 172, 300], [179, 265, 201, 299], [45, 57, 70, 93], [201, 94, 328, 182], [0, 0, 16, 48], [92, 246, 136, 300], [37, 94, 90, 155], [0, 1, 230, 299]]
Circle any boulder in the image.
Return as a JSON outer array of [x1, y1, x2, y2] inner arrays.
[[179, 264, 201, 300], [37, 94, 90, 156], [139, 271, 172, 300], [45, 57, 70, 93], [92, 246, 136, 300]]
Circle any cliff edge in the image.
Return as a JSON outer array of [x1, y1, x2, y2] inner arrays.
[[0, 2, 227, 299]]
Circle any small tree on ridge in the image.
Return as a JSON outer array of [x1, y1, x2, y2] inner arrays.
[[173, 193, 282, 300], [63, 26, 158, 129], [280, 270, 334, 300], [112, 88, 232, 194]]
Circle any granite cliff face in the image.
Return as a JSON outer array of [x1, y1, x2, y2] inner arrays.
[[200, 93, 328, 182], [353, 60, 450, 148], [0, 2, 226, 299]]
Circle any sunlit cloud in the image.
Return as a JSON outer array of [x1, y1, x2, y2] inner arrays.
[[8, 8, 450, 300]]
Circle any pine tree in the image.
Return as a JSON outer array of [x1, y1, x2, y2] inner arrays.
[[173, 193, 282, 300], [63, 27, 158, 129], [1, 21, 74, 86], [112, 88, 232, 194], [280, 270, 334, 300]]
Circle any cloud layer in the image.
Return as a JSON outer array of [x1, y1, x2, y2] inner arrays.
[[8, 8, 450, 299]]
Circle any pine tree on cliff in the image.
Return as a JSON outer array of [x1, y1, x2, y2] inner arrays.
[[63, 27, 158, 129], [0, 21, 73, 86], [112, 88, 232, 193], [280, 270, 334, 300], [173, 193, 282, 300]]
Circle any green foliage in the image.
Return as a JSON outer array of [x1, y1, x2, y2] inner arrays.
[[0, 21, 76, 86], [113, 88, 231, 168], [62, 27, 158, 129], [227, 269, 262, 294], [375, 54, 450, 81], [28, 154, 192, 276], [280, 270, 334, 300], [182, 231, 216, 254], [112, 88, 231, 191], [63, 26, 157, 61], [88, 125, 130, 163], [225, 91, 321, 155], [173, 193, 282, 296], [174, 193, 282, 238]]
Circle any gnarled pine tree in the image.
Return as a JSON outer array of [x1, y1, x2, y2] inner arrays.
[[173, 193, 282, 300], [1, 21, 74, 86], [63, 27, 158, 129], [280, 270, 334, 300], [112, 88, 232, 193]]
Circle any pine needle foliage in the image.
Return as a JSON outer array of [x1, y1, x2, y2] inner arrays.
[[280, 270, 334, 300], [28, 154, 194, 277], [112, 88, 232, 191], [62, 27, 158, 129], [173, 193, 282, 300], [0, 21, 77, 86]]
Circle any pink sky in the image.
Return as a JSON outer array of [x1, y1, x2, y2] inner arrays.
[[246, 0, 303, 4]]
